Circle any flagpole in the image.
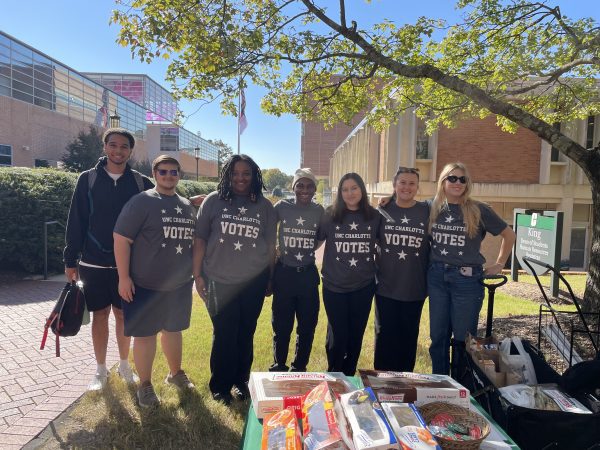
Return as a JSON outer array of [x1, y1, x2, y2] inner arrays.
[[237, 85, 241, 155]]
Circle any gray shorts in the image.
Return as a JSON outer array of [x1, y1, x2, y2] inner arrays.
[[122, 280, 193, 337]]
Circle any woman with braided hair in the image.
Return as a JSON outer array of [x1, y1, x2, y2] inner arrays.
[[193, 154, 277, 405]]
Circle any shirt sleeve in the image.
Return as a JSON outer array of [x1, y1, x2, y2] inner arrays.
[[114, 194, 147, 240], [479, 203, 508, 236], [317, 210, 331, 241], [63, 172, 90, 267], [195, 192, 216, 240]]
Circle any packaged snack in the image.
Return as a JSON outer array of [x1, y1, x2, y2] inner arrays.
[[382, 403, 441, 450], [359, 371, 469, 408], [249, 372, 354, 419], [339, 388, 398, 449], [301, 382, 349, 450], [261, 407, 302, 450]]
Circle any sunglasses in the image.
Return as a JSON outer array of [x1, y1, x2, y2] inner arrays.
[[157, 169, 179, 176], [396, 166, 419, 174], [445, 175, 467, 184]]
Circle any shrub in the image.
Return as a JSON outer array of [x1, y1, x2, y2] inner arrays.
[[0, 167, 216, 274]]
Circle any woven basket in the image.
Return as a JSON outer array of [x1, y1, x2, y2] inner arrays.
[[418, 402, 490, 450]]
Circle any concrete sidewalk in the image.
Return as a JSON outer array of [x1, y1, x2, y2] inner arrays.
[[0, 278, 118, 449]]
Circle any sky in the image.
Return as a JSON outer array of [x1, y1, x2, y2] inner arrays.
[[1, 1, 597, 174]]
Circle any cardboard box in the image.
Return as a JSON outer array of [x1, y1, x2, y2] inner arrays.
[[261, 407, 302, 450], [381, 403, 441, 450], [359, 371, 470, 409], [339, 388, 399, 450], [249, 372, 354, 419]]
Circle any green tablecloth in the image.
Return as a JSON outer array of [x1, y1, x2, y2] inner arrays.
[[240, 376, 520, 449]]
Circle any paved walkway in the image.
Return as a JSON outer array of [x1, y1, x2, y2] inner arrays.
[[0, 279, 118, 449]]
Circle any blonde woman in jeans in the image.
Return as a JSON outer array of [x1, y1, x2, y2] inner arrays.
[[428, 162, 515, 375]]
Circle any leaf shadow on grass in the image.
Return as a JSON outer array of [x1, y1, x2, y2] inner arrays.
[[61, 382, 244, 450]]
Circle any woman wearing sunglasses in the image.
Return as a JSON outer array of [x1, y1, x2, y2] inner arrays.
[[317, 173, 380, 376], [374, 167, 430, 372], [428, 162, 515, 375]]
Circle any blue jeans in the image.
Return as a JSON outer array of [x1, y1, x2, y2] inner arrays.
[[428, 262, 484, 375]]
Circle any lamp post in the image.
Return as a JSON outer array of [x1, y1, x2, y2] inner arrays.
[[194, 147, 200, 181], [109, 110, 121, 128]]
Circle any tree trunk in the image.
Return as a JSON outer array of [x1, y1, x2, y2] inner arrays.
[[583, 174, 600, 318]]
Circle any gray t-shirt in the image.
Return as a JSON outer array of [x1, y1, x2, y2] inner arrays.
[[275, 199, 324, 267], [114, 189, 196, 291], [195, 191, 277, 284], [318, 208, 381, 293], [430, 202, 507, 266], [376, 201, 430, 302]]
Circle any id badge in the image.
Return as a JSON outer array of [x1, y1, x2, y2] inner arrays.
[[460, 266, 473, 276]]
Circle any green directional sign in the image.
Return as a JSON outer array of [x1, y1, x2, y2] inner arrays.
[[511, 209, 563, 297]]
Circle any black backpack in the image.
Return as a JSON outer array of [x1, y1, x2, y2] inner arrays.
[[40, 282, 86, 357]]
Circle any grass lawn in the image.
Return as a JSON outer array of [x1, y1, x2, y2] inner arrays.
[[67, 275, 582, 449]]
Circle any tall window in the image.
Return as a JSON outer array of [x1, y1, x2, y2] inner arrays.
[[0, 144, 12, 166], [415, 117, 430, 159], [586, 115, 596, 149], [550, 122, 561, 162]]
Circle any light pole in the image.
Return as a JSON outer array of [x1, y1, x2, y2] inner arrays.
[[194, 147, 200, 181], [109, 110, 121, 128]]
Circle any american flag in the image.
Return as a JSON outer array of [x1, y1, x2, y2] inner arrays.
[[239, 88, 247, 135]]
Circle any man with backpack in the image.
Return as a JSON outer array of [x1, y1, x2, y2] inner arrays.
[[64, 127, 154, 390]]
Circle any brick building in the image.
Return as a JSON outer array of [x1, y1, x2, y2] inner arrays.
[[328, 110, 597, 270]]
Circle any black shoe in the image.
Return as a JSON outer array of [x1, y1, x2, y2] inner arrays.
[[290, 366, 306, 372], [268, 363, 289, 372], [212, 392, 232, 406], [232, 384, 250, 401]]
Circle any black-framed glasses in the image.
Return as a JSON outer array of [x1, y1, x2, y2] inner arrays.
[[445, 175, 467, 184], [157, 169, 179, 176]]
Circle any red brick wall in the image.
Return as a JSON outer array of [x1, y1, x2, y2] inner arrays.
[[301, 115, 366, 177], [437, 116, 541, 183]]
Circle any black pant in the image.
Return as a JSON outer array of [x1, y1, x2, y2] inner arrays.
[[271, 263, 320, 371], [322, 281, 375, 376], [204, 269, 269, 395], [374, 294, 425, 372]]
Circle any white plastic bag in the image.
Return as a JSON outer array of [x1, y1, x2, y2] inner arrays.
[[499, 337, 537, 385]]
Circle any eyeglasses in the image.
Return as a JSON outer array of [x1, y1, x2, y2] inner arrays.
[[157, 169, 179, 176], [396, 166, 419, 174], [445, 175, 467, 184]]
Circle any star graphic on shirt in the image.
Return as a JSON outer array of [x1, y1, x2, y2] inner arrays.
[[252, 243, 256, 248], [219, 238, 224, 244], [440, 248, 448, 256], [161, 209, 166, 214], [175, 205, 183, 214], [459, 251, 464, 255], [284, 250, 288, 255], [415, 252, 419, 257], [398, 250, 407, 260], [175, 244, 183, 254], [223, 208, 228, 212], [256, 213, 260, 218], [335, 226, 340, 230], [401, 215, 410, 224], [336, 256, 340, 261], [349, 222, 359, 230], [420, 223, 424, 226], [385, 248, 390, 253], [349, 257, 358, 267], [295, 252, 304, 261], [445, 215, 454, 223], [296, 216, 305, 226], [234, 241, 243, 251], [283, 219, 287, 224], [238, 206, 247, 215], [366, 257, 371, 262], [367, 225, 371, 230], [161, 243, 166, 248], [313, 223, 317, 228]]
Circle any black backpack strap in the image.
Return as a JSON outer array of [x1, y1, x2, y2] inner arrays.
[[130, 169, 145, 192]]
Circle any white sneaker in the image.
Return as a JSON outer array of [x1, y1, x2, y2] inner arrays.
[[87, 372, 107, 391], [118, 365, 140, 384]]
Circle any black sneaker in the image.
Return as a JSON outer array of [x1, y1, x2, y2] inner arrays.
[[232, 384, 250, 401], [268, 363, 289, 372], [212, 392, 232, 406]]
